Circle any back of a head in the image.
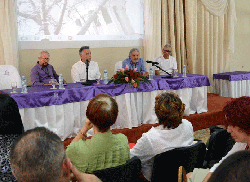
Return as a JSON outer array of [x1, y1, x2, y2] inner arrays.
[[154, 92, 185, 129], [10, 127, 65, 182], [208, 150, 250, 182], [0, 94, 24, 181], [0, 94, 24, 134], [86, 94, 118, 132]]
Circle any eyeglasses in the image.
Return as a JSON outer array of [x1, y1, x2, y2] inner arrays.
[[163, 50, 171, 52], [41, 58, 50, 60]]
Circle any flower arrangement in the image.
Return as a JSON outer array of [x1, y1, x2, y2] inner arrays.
[[108, 65, 152, 88]]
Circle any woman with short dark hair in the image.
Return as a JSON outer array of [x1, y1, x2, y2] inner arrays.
[[66, 94, 130, 173], [0, 94, 24, 181], [130, 92, 194, 181]]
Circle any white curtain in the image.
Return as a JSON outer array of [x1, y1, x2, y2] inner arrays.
[[185, 0, 236, 92], [143, 0, 162, 63], [200, 0, 237, 52], [0, 0, 19, 68], [162, 0, 187, 73], [143, 0, 236, 92]]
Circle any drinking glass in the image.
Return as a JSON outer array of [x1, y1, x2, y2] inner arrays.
[[11, 82, 17, 93], [96, 76, 102, 85], [174, 69, 179, 77], [80, 79, 86, 83], [49, 79, 57, 89]]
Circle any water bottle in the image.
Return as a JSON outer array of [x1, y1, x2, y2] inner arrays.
[[149, 67, 154, 80], [59, 74, 65, 89], [103, 70, 108, 84], [21, 76, 28, 93], [183, 65, 187, 77]]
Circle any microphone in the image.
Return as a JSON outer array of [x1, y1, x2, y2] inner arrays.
[[146, 60, 159, 65], [86, 59, 89, 81]]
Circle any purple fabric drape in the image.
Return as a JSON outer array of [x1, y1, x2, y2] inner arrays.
[[213, 71, 250, 81], [1, 74, 210, 108]]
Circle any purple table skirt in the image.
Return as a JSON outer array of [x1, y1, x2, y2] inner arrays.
[[1, 74, 210, 109], [213, 71, 250, 81]]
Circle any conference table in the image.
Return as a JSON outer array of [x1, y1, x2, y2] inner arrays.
[[213, 71, 250, 98], [1, 74, 210, 140]]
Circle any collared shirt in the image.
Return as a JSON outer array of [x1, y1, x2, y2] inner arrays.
[[71, 60, 101, 83], [122, 58, 148, 73], [153, 55, 177, 74], [30, 62, 59, 86]]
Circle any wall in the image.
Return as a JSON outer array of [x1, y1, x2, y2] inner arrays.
[[19, 47, 143, 85], [230, 0, 250, 71]]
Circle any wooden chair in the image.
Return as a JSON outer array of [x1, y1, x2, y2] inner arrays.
[[0, 65, 22, 90], [178, 166, 187, 182], [151, 140, 206, 182]]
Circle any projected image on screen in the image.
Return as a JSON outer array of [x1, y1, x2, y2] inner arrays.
[[17, 0, 143, 42]]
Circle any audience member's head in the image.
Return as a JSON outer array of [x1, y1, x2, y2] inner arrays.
[[86, 94, 118, 132], [10, 127, 71, 182], [155, 92, 185, 129], [223, 96, 250, 135], [0, 94, 24, 134], [208, 150, 250, 182], [0, 94, 24, 181]]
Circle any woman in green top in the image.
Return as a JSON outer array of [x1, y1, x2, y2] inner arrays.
[[66, 94, 130, 173]]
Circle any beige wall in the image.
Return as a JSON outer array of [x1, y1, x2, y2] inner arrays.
[[230, 0, 250, 71], [19, 47, 143, 85]]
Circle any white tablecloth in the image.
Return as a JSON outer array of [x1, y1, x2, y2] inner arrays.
[[19, 86, 207, 140], [214, 79, 250, 98]]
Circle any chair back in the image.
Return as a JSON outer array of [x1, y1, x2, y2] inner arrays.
[[151, 140, 206, 182], [204, 128, 235, 168], [114, 61, 123, 73], [93, 156, 141, 182], [0, 65, 22, 90]]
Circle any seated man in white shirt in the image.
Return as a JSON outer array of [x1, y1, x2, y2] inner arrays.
[[71, 46, 101, 83], [153, 44, 177, 75]]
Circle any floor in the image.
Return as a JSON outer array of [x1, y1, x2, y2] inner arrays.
[[194, 125, 226, 144]]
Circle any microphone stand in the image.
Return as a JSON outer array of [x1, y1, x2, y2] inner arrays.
[[151, 63, 173, 78], [82, 59, 96, 85]]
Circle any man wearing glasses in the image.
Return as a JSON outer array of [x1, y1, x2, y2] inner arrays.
[[30, 50, 59, 86], [154, 44, 177, 75]]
